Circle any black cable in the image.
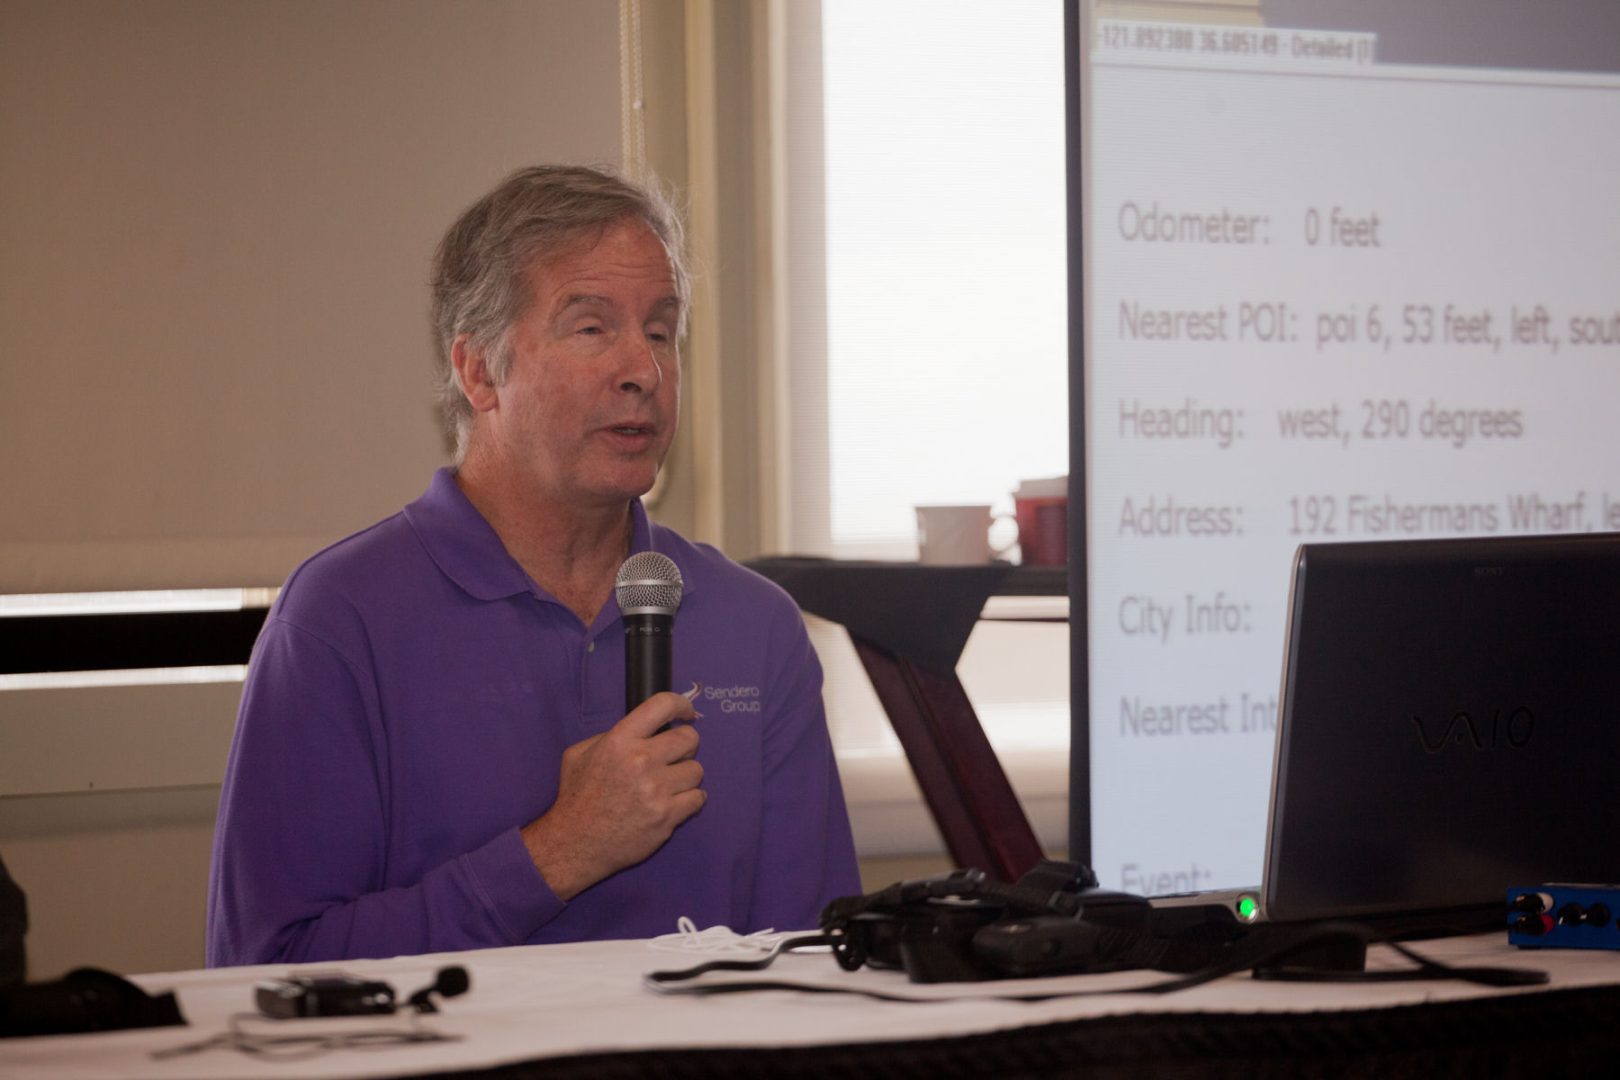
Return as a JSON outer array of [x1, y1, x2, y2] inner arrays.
[[151, 1011, 461, 1062], [642, 933, 833, 987], [1257, 939, 1546, 988]]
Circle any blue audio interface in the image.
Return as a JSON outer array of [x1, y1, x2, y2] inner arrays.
[[1507, 885, 1620, 950]]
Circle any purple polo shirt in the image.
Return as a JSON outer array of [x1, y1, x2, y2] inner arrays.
[[206, 469, 859, 966]]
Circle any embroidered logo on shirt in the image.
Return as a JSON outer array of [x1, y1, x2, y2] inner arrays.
[[703, 683, 762, 715]]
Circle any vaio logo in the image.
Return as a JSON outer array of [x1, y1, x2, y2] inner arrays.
[[1412, 706, 1535, 753]]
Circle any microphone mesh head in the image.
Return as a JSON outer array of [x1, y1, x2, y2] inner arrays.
[[615, 551, 683, 616]]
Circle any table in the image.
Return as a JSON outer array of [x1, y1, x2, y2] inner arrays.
[[748, 559, 1066, 882], [3, 932, 1619, 1078]]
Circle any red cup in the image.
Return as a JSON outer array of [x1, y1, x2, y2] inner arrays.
[[1012, 477, 1068, 566]]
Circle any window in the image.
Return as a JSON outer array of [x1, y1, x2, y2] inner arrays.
[[780, 1, 1070, 852]]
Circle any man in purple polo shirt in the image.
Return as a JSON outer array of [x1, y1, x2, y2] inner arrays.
[[206, 166, 860, 966]]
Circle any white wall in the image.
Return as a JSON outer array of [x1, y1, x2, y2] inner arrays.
[[0, 0, 622, 593]]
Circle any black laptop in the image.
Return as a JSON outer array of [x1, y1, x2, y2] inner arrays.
[[1160, 533, 1620, 931]]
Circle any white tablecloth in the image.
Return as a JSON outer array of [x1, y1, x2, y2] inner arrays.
[[2, 931, 1617, 1079]]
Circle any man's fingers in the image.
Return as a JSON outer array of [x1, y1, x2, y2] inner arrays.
[[666, 757, 704, 793], [652, 722, 702, 764], [668, 785, 707, 826], [617, 690, 699, 739]]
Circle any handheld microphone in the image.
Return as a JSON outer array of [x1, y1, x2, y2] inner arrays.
[[614, 551, 684, 715]]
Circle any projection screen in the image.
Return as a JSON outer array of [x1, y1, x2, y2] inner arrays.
[[1068, 0, 1620, 892]]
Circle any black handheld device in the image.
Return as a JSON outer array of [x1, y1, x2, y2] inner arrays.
[[254, 974, 395, 1019], [254, 966, 470, 1020]]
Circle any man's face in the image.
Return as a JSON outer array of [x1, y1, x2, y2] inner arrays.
[[487, 217, 682, 511]]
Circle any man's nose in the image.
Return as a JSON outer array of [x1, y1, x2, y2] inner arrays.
[[615, 334, 664, 395]]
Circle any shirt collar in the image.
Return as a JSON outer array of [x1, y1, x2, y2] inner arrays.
[[403, 467, 689, 605]]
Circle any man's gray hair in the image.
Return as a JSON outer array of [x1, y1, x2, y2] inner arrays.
[[429, 165, 691, 462]]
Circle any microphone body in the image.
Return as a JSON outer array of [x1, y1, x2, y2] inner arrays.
[[623, 612, 674, 712], [614, 552, 684, 715]]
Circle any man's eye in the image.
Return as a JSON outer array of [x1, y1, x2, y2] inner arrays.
[[576, 325, 604, 336]]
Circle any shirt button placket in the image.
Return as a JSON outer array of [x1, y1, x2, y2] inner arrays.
[[581, 638, 593, 715]]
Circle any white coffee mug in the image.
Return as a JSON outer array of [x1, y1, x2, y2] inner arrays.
[[915, 504, 1013, 565]]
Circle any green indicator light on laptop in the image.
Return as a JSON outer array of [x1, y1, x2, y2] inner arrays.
[[1236, 895, 1259, 922]]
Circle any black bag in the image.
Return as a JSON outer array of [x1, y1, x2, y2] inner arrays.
[[818, 861, 1190, 982]]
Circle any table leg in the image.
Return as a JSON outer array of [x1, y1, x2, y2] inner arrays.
[[848, 634, 1045, 883]]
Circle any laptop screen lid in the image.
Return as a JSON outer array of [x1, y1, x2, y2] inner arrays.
[[1259, 533, 1620, 927]]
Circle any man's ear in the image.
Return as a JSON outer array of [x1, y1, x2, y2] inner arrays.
[[450, 336, 500, 414]]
